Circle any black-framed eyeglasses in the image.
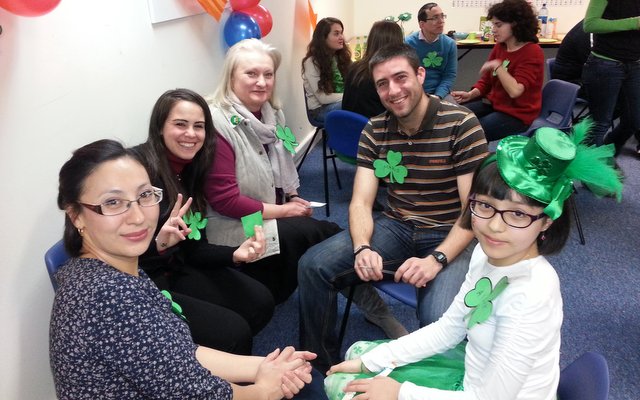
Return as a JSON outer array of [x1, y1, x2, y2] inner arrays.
[[79, 187, 163, 216], [469, 198, 545, 228], [426, 14, 447, 22]]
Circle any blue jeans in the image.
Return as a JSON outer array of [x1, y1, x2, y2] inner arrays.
[[308, 101, 342, 125], [582, 54, 640, 146], [298, 215, 473, 371], [464, 100, 529, 142]]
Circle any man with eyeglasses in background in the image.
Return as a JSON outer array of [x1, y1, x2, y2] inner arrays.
[[405, 3, 457, 102]]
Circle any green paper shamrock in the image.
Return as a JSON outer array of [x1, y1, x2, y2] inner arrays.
[[161, 290, 187, 321], [230, 115, 241, 126], [493, 59, 511, 76], [276, 124, 298, 154], [464, 276, 509, 328], [423, 51, 443, 68], [373, 150, 408, 184], [397, 12, 412, 22], [182, 211, 208, 240]]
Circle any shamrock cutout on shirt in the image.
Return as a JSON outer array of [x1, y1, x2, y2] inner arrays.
[[276, 124, 298, 154], [423, 51, 443, 68], [373, 150, 408, 184], [493, 59, 511, 76], [464, 276, 509, 328], [161, 290, 187, 321], [182, 211, 208, 240]]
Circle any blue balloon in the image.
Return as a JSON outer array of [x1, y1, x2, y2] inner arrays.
[[224, 11, 262, 47]]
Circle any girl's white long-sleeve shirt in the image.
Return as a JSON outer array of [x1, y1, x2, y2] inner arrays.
[[361, 244, 563, 400]]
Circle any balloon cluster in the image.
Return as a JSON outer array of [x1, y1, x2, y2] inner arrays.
[[0, 0, 61, 16], [223, 0, 272, 47]]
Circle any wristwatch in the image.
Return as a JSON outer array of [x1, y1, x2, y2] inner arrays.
[[430, 251, 448, 268]]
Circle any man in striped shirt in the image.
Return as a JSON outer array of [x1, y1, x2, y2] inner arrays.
[[299, 43, 488, 373]]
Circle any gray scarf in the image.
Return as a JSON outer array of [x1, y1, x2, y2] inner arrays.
[[229, 94, 300, 194]]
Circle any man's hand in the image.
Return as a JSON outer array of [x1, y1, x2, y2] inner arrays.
[[394, 255, 443, 287], [354, 249, 384, 281]]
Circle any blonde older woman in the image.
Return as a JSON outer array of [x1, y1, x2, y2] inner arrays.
[[204, 39, 342, 304]]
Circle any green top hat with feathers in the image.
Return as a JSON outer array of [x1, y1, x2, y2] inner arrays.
[[483, 119, 623, 220]]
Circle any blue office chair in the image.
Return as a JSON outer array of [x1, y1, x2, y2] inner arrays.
[[322, 110, 369, 214], [44, 239, 70, 291], [298, 90, 341, 216], [546, 58, 590, 123], [524, 79, 580, 136], [557, 352, 610, 400]]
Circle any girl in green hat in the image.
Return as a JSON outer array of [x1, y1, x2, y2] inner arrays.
[[325, 121, 622, 400]]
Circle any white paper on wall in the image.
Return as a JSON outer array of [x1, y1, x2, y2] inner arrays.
[[147, 0, 205, 24]]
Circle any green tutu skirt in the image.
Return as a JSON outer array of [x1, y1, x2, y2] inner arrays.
[[324, 340, 466, 400]]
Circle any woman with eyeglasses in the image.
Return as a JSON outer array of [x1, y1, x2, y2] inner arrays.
[[51, 139, 317, 399], [452, 0, 543, 142], [325, 123, 623, 400], [132, 88, 275, 355], [302, 17, 352, 125]]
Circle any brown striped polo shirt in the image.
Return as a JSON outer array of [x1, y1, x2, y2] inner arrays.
[[358, 96, 488, 228]]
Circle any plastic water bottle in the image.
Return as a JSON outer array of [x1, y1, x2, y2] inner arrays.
[[538, 4, 548, 38], [354, 36, 362, 61]]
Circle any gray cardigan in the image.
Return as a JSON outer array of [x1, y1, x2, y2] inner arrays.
[[206, 105, 286, 258]]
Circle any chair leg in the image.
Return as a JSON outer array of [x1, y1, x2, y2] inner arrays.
[[570, 192, 586, 245], [337, 284, 356, 353], [297, 127, 322, 172], [322, 133, 330, 217]]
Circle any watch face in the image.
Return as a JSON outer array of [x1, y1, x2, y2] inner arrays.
[[432, 251, 447, 265]]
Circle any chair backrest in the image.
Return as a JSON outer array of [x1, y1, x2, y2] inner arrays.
[[324, 110, 369, 161], [557, 352, 610, 400], [546, 57, 555, 79], [526, 79, 580, 135], [44, 239, 70, 291]]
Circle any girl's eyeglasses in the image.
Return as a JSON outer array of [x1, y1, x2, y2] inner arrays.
[[469, 198, 545, 228]]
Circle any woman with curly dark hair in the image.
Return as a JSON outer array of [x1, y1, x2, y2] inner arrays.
[[452, 0, 543, 142], [302, 17, 352, 124]]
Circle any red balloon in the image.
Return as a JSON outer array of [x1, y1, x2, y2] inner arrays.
[[0, 0, 61, 16], [229, 0, 259, 11], [239, 5, 272, 37]]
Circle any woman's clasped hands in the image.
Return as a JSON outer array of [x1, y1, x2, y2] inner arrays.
[[256, 346, 317, 400]]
